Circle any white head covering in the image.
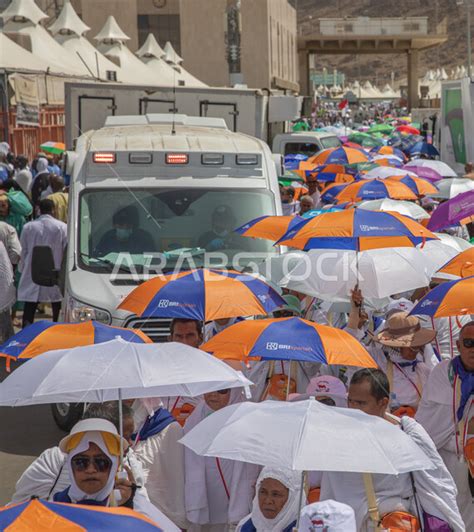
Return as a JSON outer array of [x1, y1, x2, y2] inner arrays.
[[0, 142, 10, 156], [250, 466, 303, 532], [66, 431, 119, 503], [299, 500, 356, 531], [36, 157, 49, 175]]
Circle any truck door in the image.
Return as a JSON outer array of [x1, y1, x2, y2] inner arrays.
[[78, 96, 116, 136], [199, 101, 238, 131], [139, 98, 176, 115]]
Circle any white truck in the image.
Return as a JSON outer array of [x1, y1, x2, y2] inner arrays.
[[272, 131, 341, 159], [34, 112, 283, 428]]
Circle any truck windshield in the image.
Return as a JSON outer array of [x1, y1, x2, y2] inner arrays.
[[320, 136, 342, 149], [79, 188, 275, 273]]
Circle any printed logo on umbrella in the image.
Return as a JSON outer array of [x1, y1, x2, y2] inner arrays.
[[420, 299, 433, 308], [6, 340, 25, 348], [157, 299, 196, 309], [360, 224, 396, 232], [265, 342, 312, 352]]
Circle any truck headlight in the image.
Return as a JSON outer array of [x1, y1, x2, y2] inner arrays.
[[66, 297, 111, 324]]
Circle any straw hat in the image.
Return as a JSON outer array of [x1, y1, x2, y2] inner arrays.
[[375, 311, 436, 348]]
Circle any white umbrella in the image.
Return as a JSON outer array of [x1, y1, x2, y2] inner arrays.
[[257, 251, 307, 285], [0, 339, 251, 407], [363, 167, 417, 180], [279, 248, 437, 300], [358, 198, 430, 220], [430, 178, 474, 199], [416, 240, 460, 279], [180, 399, 433, 474], [406, 159, 457, 178], [434, 233, 473, 252]]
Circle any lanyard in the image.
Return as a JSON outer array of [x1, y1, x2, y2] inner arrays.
[[215, 458, 230, 500], [453, 374, 469, 459], [387, 359, 422, 401]]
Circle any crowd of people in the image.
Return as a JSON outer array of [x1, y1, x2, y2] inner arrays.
[[0, 125, 473, 532], [0, 142, 69, 340]]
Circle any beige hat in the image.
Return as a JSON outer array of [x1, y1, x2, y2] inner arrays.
[[375, 311, 436, 348]]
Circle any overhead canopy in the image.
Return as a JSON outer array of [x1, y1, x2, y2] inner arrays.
[[1, 0, 47, 25], [0, 32, 50, 71], [49, 0, 90, 37], [94, 15, 130, 42], [136, 33, 185, 86], [162, 40, 207, 87]]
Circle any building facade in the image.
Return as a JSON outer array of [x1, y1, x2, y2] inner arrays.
[[35, 0, 297, 90]]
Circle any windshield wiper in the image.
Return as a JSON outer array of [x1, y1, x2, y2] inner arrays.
[[79, 253, 134, 274]]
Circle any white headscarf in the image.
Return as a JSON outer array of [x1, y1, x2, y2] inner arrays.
[[250, 467, 303, 532], [36, 157, 49, 175], [66, 431, 119, 504]]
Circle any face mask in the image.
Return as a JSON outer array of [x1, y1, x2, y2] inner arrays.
[[116, 227, 132, 240]]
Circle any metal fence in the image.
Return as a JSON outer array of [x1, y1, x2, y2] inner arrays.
[[1, 106, 65, 160]]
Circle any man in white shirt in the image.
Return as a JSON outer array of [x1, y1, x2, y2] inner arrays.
[[18, 199, 67, 327], [417, 321, 474, 529], [320, 368, 464, 531]]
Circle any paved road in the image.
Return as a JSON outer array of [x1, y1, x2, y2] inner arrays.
[[0, 363, 65, 505]]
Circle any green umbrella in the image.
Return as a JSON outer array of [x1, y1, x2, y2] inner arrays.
[[348, 132, 384, 148], [367, 124, 394, 135]]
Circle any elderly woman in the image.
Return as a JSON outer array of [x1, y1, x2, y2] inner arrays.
[[184, 388, 259, 531], [236, 467, 303, 532]]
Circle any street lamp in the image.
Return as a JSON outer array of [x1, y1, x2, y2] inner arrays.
[[457, 0, 473, 79]]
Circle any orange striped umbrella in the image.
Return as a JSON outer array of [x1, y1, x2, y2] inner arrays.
[[335, 178, 417, 204], [307, 146, 369, 166], [437, 248, 474, 278], [387, 175, 438, 196]]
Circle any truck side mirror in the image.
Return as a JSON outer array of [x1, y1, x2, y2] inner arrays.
[[31, 246, 59, 287]]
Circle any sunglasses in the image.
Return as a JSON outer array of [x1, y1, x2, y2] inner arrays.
[[463, 338, 474, 349], [71, 456, 112, 473]]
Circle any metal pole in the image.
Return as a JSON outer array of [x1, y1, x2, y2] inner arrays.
[[468, 5, 472, 79], [118, 388, 124, 469]]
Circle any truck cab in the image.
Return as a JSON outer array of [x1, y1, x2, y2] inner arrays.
[[272, 131, 341, 159], [62, 114, 282, 341]]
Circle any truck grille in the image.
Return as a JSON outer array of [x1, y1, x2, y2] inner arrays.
[[126, 318, 171, 343]]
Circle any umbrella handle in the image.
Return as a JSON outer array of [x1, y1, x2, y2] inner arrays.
[[294, 470, 306, 531], [118, 389, 124, 470]]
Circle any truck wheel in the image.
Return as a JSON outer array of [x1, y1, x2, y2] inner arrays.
[[51, 403, 84, 431]]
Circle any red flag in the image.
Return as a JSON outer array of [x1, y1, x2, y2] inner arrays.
[[338, 99, 348, 110]]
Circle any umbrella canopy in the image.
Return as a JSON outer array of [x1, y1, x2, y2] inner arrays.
[[434, 232, 473, 252], [406, 159, 456, 178], [117, 269, 285, 321], [431, 178, 474, 200], [276, 209, 438, 251], [410, 276, 474, 318], [234, 215, 304, 242], [367, 123, 394, 135], [308, 147, 369, 166], [427, 190, 474, 231], [417, 240, 460, 277], [370, 145, 406, 160], [401, 164, 443, 183], [347, 132, 383, 148], [437, 248, 474, 278], [281, 247, 437, 301], [309, 163, 358, 176], [371, 155, 404, 168], [0, 339, 252, 407], [311, 171, 355, 183], [408, 142, 440, 158], [357, 198, 430, 220], [334, 179, 417, 203], [320, 182, 350, 203], [39, 141, 65, 155], [202, 317, 376, 367], [0, 320, 151, 366], [387, 175, 438, 196], [0, 499, 162, 531], [396, 125, 420, 135], [179, 399, 434, 474], [362, 166, 418, 180]]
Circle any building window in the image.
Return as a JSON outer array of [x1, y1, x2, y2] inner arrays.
[[137, 14, 181, 54]]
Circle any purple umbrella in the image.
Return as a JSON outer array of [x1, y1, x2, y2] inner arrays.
[[427, 190, 474, 231], [403, 164, 443, 183]]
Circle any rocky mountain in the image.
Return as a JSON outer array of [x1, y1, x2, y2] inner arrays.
[[297, 0, 469, 85]]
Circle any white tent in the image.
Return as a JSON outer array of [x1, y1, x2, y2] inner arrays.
[[1, 0, 89, 76], [0, 32, 50, 71], [94, 16, 162, 85], [136, 33, 183, 86], [50, 1, 123, 81], [162, 41, 207, 87]]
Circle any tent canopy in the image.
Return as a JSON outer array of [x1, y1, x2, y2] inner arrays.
[[49, 0, 90, 37]]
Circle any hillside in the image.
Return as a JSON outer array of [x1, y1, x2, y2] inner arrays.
[[297, 0, 468, 86]]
